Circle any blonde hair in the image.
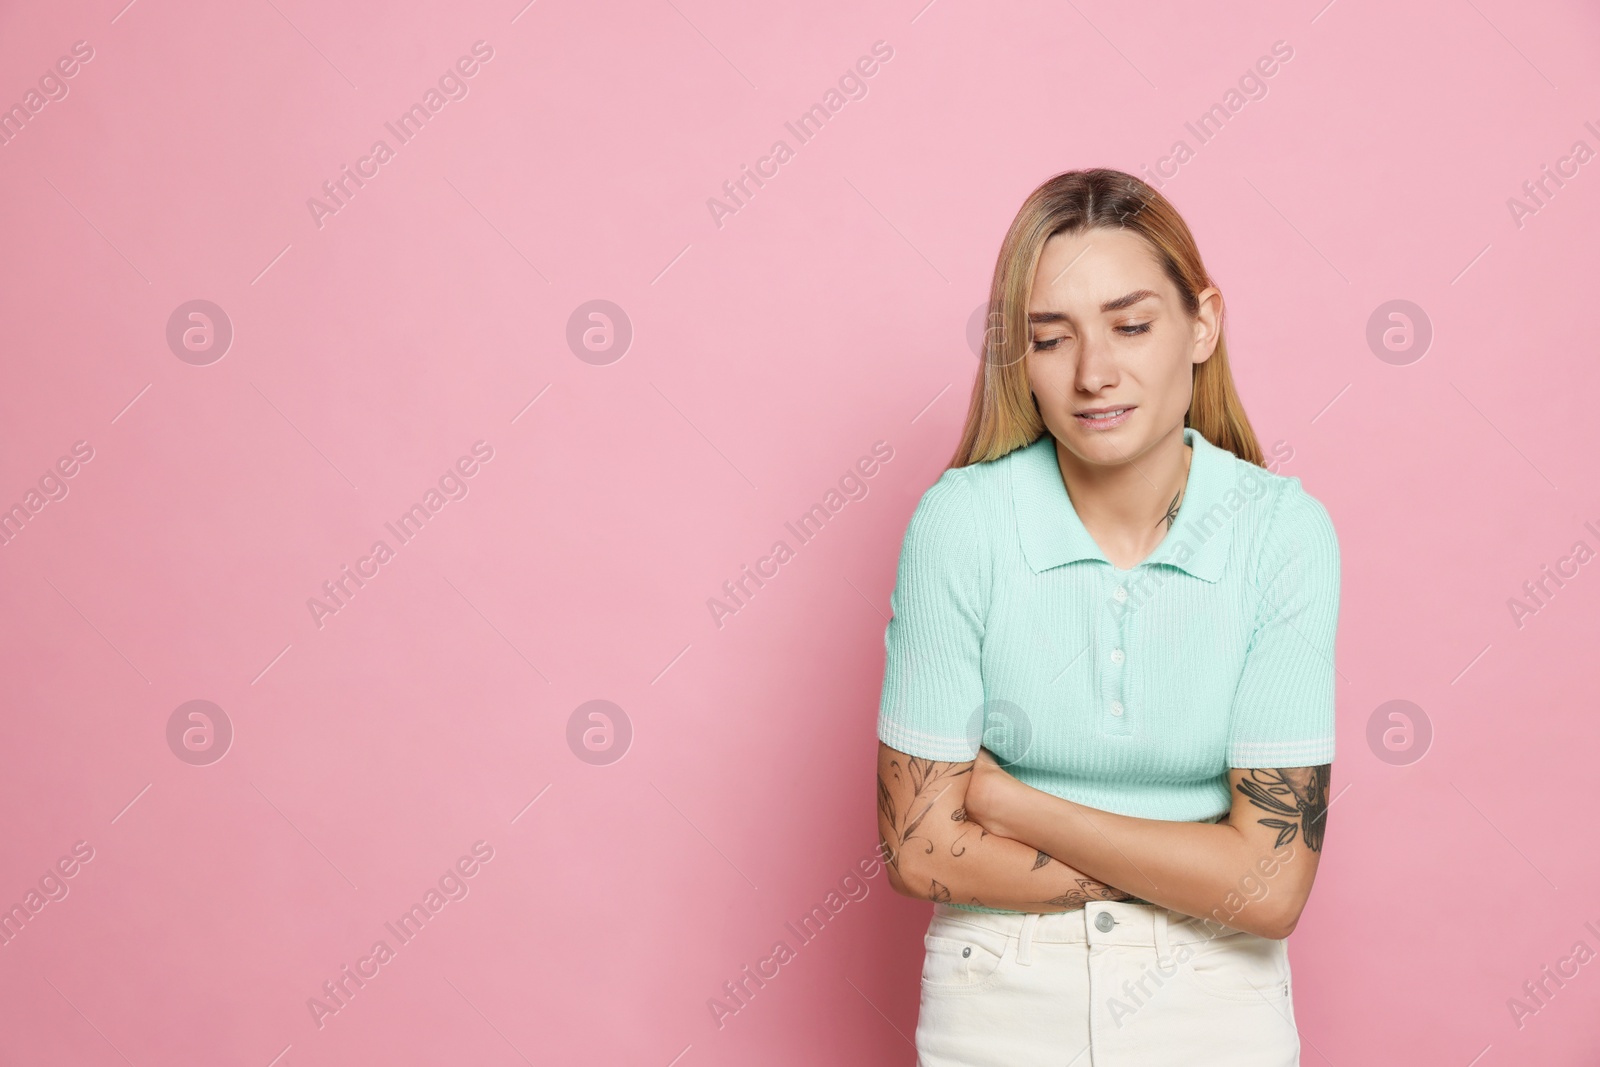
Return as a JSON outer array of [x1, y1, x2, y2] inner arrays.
[[950, 168, 1264, 469]]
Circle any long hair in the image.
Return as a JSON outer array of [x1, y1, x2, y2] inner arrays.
[[949, 168, 1264, 469]]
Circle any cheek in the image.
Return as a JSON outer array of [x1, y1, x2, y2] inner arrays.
[[1138, 345, 1196, 398], [1023, 359, 1044, 399], [1025, 354, 1065, 395]]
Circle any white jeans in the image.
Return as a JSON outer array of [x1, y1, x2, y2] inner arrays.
[[915, 901, 1301, 1066]]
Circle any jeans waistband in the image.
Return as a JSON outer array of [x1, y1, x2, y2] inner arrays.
[[932, 901, 1239, 966]]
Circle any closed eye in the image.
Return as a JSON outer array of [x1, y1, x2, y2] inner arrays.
[[1031, 322, 1151, 350]]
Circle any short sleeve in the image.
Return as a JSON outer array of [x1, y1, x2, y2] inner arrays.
[[876, 469, 988, 762], [1227, 481, 1341, 768]]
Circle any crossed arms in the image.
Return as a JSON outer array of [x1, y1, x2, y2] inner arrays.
[[875, 741, 1330, 939]]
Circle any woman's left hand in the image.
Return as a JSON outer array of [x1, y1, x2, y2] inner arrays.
[[964, 747, 1019, 836]]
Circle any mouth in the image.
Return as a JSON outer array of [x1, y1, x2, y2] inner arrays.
[[1074, 406, 1134, 429]]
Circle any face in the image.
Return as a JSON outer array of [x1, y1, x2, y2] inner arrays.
[[1025, 226, 1221, 468]]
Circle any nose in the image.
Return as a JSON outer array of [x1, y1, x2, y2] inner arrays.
[[1074, 330, 1119, 393]]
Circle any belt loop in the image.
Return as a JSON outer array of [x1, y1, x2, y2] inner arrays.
[[1016, 913, 1040, 965], [1155, 907, 1171, 963]]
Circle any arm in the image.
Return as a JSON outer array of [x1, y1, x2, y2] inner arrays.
[[965, 750, 1329, 939], [873, 472, 1134, 910], [876, 741, 1152, 912], [970, 481, 1344, 938]]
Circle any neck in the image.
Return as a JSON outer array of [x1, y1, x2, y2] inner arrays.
[[1053, 427, 1192, 566]]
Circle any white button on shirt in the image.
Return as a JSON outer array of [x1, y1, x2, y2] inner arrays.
[[1111, 649, 1124, 664]]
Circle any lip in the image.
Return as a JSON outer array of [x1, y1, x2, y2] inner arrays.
[[1074, 405, 1134, 430]]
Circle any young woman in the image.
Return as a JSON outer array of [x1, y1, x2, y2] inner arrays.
[[874, 168, 1338, 1065]]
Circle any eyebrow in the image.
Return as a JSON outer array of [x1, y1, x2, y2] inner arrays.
[[1028, 289, 1160, 323]]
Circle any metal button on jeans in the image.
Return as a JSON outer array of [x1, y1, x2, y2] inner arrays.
[[1094, 912, 1115, 932], [962, 946, 971, 957]]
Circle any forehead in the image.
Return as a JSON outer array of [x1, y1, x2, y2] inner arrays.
[[1027, 227, 1165, 312]]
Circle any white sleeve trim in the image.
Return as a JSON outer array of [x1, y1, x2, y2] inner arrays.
[[1228, 736, 1335, 767], [877, 719, 980, 762]]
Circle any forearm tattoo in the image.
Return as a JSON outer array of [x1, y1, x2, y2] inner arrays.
[[877, 757, 971, 883], [1235, 765, 1330, 852], [877, 755, 1145, 907], [1041, 877, 1152, 909]]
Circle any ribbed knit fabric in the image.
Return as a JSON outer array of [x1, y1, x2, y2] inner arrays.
[[877, 427, 1341, 915]]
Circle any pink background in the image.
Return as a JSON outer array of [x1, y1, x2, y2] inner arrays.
[[3, 0, 1599, 1063]]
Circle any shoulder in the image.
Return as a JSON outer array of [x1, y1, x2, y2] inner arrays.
[[895, 444, 1033, 582], [902, 438, 1027, 540], [908, 463, 976, 521], [950, 433, 1046, 511], [921, 438, 1048, 546], [1235, 467, 1339, 584], [1262, 474, 1338, 557], [898, 465, 978, 562]]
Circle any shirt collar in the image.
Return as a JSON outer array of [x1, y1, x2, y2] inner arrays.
[[1011, 425, 1238, 583]]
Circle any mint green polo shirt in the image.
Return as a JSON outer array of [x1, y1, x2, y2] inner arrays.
[[877, 427, 1340, 908]]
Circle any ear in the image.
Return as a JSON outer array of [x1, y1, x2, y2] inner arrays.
[[1191, 286, 1223, 364]]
